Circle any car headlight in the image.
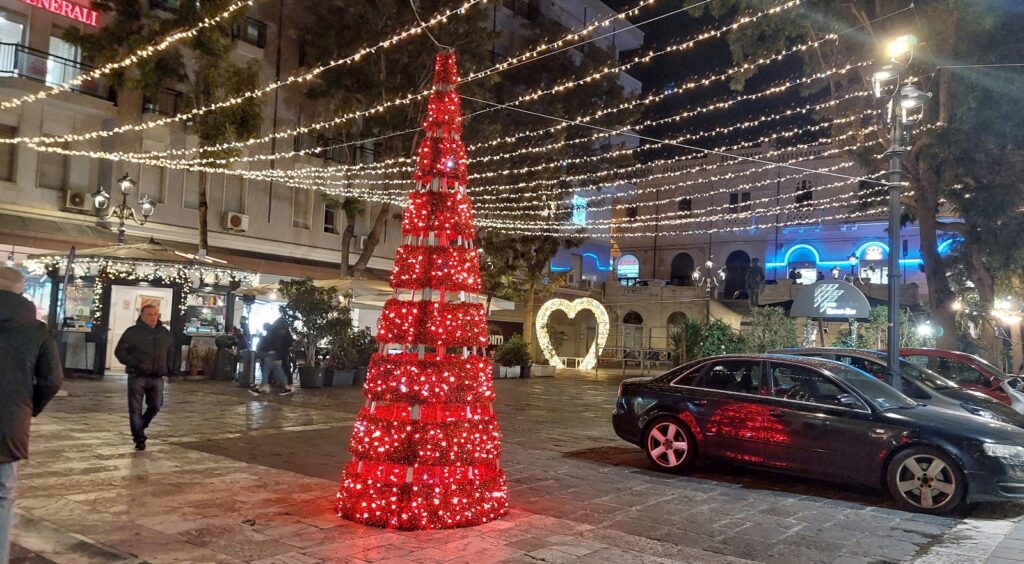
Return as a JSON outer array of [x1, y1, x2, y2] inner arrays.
[[961, 403, 997, 420], [983, 443, 1024, 461]]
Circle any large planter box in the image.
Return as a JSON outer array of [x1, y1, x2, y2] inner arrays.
[[531, 364, 555, 377], [323, 369, 335, 387], [353, 366, 368, 386], [298, 366, 324, 388], [333, 369, 355, 387], [498, 366, 521, 379]]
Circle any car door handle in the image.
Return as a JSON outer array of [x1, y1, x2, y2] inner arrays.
[[690, 399, 707, 407], [768, 409, 785, 418]]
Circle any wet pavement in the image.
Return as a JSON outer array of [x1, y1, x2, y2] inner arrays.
[[8, 369, 1024, 563]]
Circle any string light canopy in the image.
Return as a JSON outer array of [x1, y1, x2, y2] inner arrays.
[[336, 51, 508, 531], [0, 0, 255, 111]]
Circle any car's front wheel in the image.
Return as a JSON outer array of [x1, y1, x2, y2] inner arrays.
[[886, 446, 966, 514], [643, 417, 697, 473]]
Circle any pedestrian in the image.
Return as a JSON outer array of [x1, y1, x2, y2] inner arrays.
[[0, 267, 63, 563], [251, 318, 294, 396], [239, 315, 252, 349], [114, 304, 173, 451], [745, 258, 765, 307]]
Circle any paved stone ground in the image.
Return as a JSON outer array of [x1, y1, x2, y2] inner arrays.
[[8, 369, 1024, 563]]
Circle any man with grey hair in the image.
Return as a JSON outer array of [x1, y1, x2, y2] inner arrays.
[[115, 303, 173, 451], [0, 267, 63, 563]]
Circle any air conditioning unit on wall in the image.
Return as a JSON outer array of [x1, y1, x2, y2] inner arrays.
[[350, 235, 365, 251], [64, 190, 91, 212], [566, 273, 578, 287], [223, 212, 249, 232]]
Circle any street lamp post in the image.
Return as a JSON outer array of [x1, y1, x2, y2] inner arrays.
[[692, 256, 725, 323], [92, 173, 156, 245], [871, 34, 930, 383], [848, 254, 858, 282]]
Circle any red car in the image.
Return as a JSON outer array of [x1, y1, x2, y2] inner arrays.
[[901, 348, 1011, 405]]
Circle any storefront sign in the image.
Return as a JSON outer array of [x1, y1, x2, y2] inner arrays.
[[20, 0, 99, 27], [790, 280, 871, 319], [616, 254, 640, 280]]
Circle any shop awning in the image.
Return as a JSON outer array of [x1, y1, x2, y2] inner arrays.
[[241, 276, 516, 311]]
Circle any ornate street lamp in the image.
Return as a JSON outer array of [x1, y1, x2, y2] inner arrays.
[[871, 34, 930, 383], [848, 254, 858, 281], [692, 256, 725, 322], [92, 173, 156, 245]]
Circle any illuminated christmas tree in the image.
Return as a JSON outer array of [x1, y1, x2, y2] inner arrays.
[[336, 51, 509, 530]]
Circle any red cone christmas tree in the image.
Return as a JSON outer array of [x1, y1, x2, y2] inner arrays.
[[336, 51, 510, 531]]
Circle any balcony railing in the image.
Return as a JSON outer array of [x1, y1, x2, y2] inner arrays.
[[293, 133, 346, 164], [143, 87, 183, 116], [0, 43, 110, 101]]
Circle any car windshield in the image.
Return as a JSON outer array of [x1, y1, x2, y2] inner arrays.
[[898, 360, 959, 391], [967, 355, 1008, 379], [827, 364, 918, 410]]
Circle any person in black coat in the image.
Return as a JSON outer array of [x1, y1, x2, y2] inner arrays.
[[0, 267, 62, 563], [115, 304, 173, 451], [251, 318, 293, 395]]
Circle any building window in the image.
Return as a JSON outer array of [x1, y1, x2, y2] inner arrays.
[[46, 34, 82, 87], [324, 206, 337, 234], [729, 192, 750, 214], [232, 17, 267, 48], [182, 171, 199, 210], [292, 187, 311, 230], [140, 164, 166, 204], [149, 0, 182, 12], [0, 124, 15, 181], [222, 175, 245, 214], [571, 195, 587, 226], [625, 204, 638, 219], [795, 180, 813, 207], [678, 197, 692, 216], [37, 142, 68, 189]]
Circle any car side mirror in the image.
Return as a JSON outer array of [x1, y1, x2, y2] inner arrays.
[[836, 394, 861, 409]]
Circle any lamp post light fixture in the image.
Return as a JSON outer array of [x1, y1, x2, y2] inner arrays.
[[692, 256, 725, 322], [871, 33, 931, 384], [848, 254, 858, 281], [92, 173, 155, 245]]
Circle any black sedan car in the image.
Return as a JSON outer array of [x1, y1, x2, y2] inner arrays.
[[771, 348, 1024, 428], [613, 354, 1024, 514]]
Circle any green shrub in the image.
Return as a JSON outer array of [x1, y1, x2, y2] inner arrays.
[[493, 334, 532, 367]]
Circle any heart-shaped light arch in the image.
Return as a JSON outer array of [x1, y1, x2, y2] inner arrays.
[[535, 297, 610, 370]]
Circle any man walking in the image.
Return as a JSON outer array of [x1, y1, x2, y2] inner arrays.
[[251, 318, 294, 396], [0, 267, 62, 563], [745, 257, 766, 307], [115, 304, 173, 451]]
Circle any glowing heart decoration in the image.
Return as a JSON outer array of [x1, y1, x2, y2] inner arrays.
[[535, 298, 609, 370]]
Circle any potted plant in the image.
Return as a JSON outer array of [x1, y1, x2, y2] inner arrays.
[[493, 334, 531, 378], [186, 343, 202, 378], [279, 278, 351, 389], [329, 328, 376, 386], [531, 356, 556, 377]]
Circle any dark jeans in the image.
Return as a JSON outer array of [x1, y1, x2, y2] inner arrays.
[[128, 375, 164, 444]]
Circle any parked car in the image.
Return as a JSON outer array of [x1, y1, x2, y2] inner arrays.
[[771, 348, 1024, 428], [613, 354, 1024, 514], [902, 348, 1013, 406]]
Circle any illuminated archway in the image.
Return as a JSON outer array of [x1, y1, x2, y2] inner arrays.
[[536, 297, 609, 370]]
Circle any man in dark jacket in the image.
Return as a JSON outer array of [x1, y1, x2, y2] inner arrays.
[[114, 304, 173, 451], [251, 318, 293, 396], [0, 267, 62, 563]]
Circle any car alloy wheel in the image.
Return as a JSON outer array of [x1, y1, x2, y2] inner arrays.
[[644, 418, 696, 472], [888, 448, 964, 513]]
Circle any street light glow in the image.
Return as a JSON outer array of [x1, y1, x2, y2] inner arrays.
[[886, 34, 918, 61]]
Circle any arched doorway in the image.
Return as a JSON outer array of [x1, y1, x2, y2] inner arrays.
[[669, 252, 694, 286], [666, 311, 687, 328], [723, 250, 751, 299], [622, 310, 644, 349]]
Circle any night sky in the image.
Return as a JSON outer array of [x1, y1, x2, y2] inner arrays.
[[603, 1, 821, 163]]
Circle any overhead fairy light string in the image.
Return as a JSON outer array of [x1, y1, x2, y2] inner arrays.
[[0, 0, 255, 110], [67, 0, 797, 162], [13, 0, 486, 147]]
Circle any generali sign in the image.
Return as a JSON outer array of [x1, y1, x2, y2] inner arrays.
[[20, 0, 100, 27]]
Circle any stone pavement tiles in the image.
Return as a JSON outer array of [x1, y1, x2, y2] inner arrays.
[[9, 374, 1024, 563]]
